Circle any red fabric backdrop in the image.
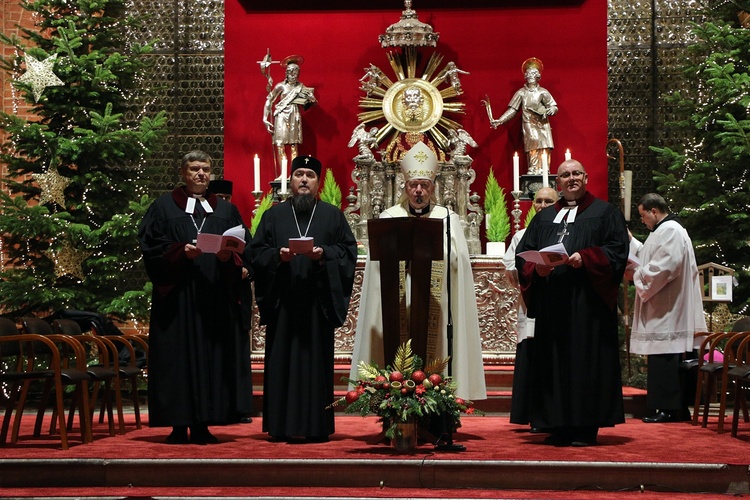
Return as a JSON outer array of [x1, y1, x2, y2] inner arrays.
[[224, 1, 608, 239]]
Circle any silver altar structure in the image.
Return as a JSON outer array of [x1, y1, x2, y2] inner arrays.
[[342, 0, 484, 255]]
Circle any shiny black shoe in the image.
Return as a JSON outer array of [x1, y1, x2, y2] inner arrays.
[[190, 425, 219, 444], [165, 426, 189, 445], [542, 432, 572, 447], [642, 411, 682, 423]]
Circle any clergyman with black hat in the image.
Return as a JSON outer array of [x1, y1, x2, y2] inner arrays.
[[250, 155, 357, 442], [206, 177, 255, 424]]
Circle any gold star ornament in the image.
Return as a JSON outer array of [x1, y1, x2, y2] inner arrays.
[[45, 242, 92, 281], [32, 165, 71, 207], [17, 53, 65, 102]]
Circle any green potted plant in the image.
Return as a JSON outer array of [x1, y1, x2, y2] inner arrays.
[[250, 191, 274, 237], [484, 169, 511, 255], [319, 169, 342, 209]]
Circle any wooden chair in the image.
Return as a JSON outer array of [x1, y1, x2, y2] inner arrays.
[[20, 317, 94, 445], [89, 321, 147, 430], [52, 319, 123, 436], [1, 317, 91, 449], [692, 330, 749, 432], [729, 333, 750, 438]]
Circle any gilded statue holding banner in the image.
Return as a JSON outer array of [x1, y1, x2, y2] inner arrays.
[[261, 54, 317, 176], [483, 57, 558, 175]]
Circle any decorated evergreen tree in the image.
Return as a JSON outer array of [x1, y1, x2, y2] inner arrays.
[[651, 3, 750, 314], [0, 0, 166, 321]]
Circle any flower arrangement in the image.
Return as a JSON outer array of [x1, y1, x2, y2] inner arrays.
[[332, 340, 482, 439]]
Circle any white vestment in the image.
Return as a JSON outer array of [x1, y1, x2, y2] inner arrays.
[[351, 203, 487, 401], [503, 229, 534, 343], [630, 219, 707, 355]]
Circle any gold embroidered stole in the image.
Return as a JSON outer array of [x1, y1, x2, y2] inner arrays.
[[398, 260, 445, 362]]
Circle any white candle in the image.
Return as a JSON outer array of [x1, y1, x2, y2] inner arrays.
[[253, 154, 260, 192], [280, 156, 288, 195], [542, 153, 549, 187], [513, 152, 520, 192], [624, 170, 633, 221], [565, 148, 572, 161]]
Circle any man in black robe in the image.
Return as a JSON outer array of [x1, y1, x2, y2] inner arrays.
[[251, 155, 357, 443], [207, 178, 254, 424], [138, 150, 253, 444], [516, 159, 629, 447]]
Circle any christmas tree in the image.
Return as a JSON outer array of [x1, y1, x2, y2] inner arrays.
[[0, 0, 166, 321], [651, 3, 750, 314]]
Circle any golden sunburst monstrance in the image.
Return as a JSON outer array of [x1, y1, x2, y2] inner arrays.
[[357, 46, 467, 160]]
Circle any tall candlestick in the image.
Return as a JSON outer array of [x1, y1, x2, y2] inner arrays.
[[565, 148, 572, 161], [623, 170, 633, 221], [513, 152, 520, 192], [280, 155, 288, 195], [253, 154, 260, 192], [542, 153, 549, 187]]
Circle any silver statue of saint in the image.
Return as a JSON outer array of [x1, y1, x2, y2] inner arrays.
[[484, 57, 558, 175]]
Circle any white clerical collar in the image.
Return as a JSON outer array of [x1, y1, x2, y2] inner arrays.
[[553, 205, 578, 224], [185, 196, 213, 214]]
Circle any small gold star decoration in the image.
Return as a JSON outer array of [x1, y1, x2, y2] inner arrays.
[[16, 53, 65, 102], [32, 165, 71, 206], [45, 242, 92, 281]]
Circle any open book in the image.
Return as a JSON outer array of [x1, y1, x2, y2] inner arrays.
[[517, 242, 569, 267], [196, 224, 246, 254]]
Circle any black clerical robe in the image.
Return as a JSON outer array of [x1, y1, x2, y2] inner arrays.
[[138, 187, 253, 427], [251, 199, 357, 439], [516, 191, 629, 430]]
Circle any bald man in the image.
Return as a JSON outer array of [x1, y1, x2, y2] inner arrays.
[[515, 160, 629, 447]]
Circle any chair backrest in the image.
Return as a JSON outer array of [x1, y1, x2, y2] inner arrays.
[[0, 317, 21, 357], [52, 318, 83, 336], [21, 317, 54, 336]]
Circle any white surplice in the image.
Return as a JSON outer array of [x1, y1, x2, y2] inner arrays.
[[630, 219, 707, 355], [350, 203, 487, 401]]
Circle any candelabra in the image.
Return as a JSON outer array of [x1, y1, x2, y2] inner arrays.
[[511, 190, 522, 234], [251, 190, 263, 214]]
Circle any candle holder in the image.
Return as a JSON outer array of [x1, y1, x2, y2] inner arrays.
[[269, 178, 290, 203], [251, 190, 263, 213], [520, 174, 557, 200], [511, 190, 522, 234]]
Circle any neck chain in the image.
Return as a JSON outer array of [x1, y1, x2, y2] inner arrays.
[[291, 200, 317, 238], [191, 214, 206, 235]]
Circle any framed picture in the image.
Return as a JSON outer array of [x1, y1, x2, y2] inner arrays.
[[710, 275, 733, 302]]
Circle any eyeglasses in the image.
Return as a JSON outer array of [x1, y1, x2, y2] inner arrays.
[[557, 170, 585, 179]]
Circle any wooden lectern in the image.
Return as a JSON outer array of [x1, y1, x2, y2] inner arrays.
[[367, 217, 444, 365]]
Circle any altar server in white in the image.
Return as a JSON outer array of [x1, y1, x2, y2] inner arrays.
[[628, 193, 706, 423]]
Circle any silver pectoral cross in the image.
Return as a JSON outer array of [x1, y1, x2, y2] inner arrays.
[[557, 220, 570, 243]]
